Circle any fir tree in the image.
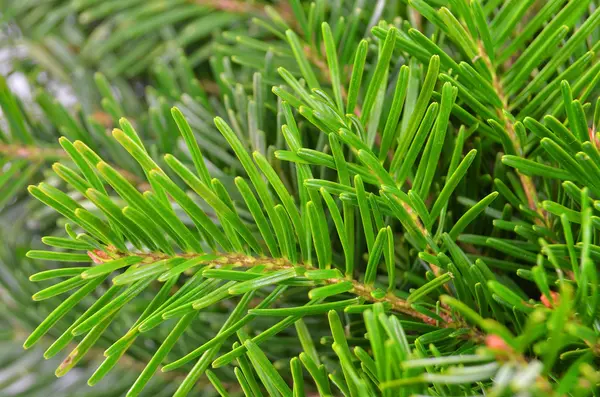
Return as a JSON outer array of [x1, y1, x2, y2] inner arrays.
[[1, 1, 599, 396]]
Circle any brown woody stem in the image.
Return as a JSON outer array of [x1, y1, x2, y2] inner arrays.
[[94, 249, 485, 342]]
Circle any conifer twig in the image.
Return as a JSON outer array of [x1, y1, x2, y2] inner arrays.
[[92, 248, 485, 341], [478, 43, 545, 223]]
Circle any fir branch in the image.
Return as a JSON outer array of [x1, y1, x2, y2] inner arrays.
[[90, 247, 486, 334], [4, 1, 600, 395], [478, 44, 544, 221]]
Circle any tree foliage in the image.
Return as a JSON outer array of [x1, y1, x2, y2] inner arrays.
[[1, 0, 600, 396]]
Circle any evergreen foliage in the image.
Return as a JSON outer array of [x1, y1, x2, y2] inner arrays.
[[1, 1, 600, 396]]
